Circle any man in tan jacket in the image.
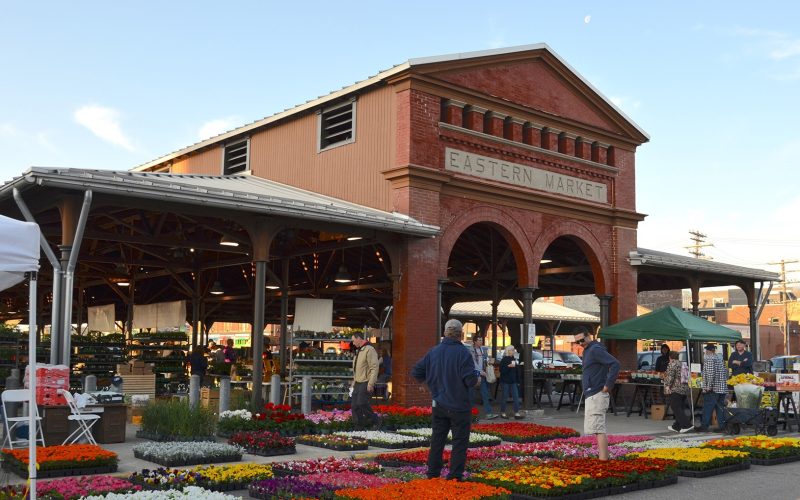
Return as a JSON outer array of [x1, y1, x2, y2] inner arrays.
[[351, 332, 381, 429]]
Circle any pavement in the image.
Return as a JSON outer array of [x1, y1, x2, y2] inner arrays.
[[2, 402, 800, 499]]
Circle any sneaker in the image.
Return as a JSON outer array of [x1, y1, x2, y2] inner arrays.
[[514, 412, 524, 419], [667, 425, 679, 433], [679, 426, 695, 434], [501, 414, 509, 419], [485, 413, 499, 420]]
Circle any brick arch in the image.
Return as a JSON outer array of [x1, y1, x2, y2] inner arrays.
[[437, 205, 535, 287], [530, 221, 611, 295]]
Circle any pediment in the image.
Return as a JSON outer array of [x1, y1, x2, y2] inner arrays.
[[411, 47, 646, 143]]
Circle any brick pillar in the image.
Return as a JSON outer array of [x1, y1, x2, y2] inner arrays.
[[506, 117, 525, 142], [523, 123, 542, 147], [558, 132, 577, 156], [484, 111, 506, 137], [541, 127, 559, 151], [576, 137, 592, 159], [464, 105, 487, 133], [392, 237, 440, 406], [610, 226, 639, 370], [607, 146, 616, 166], [592, 142, 608, 164], [442, 99, 466, 128]]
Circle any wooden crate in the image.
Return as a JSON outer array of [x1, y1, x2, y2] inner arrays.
[[201, 387, 220, 408], [124, 374, 156, 400]]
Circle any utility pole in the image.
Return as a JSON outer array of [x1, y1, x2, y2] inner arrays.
[[767, 259, 799, 356], [686, 230, 713, 259]]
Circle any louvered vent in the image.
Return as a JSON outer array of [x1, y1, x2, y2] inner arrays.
[[223, 139, 249, 174], [319, 100, 355, 150]]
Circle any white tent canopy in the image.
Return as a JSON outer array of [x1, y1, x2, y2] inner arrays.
[[0, 215, 41, 498]]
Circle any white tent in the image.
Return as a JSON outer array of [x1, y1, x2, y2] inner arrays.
[[0, 215, 41, 498]]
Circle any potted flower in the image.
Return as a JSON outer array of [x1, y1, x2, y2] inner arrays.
[[296, 434, 368, 451], [228, 430, 296, 457], [132, 442, 243, 467]]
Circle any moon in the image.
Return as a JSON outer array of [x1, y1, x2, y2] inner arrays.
[[584, 15, 591, 24]]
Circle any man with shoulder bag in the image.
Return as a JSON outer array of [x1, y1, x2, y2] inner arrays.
[[469, 335, 497, 419]]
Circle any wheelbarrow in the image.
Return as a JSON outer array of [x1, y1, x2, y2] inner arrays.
[[724, 407, 779, 436]]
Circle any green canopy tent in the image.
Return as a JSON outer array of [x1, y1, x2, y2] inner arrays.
[[599, 306, 741, 429], [599, 306, 742, 343]]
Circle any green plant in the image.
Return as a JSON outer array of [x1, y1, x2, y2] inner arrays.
[[140, 400, 216, 438]]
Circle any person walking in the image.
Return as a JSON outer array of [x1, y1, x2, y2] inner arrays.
[[699, 344, 728, 432], [664, 350, 693, 433], [351, 332, 381, 429], [469, 335, 497, 419], [499, 345, 523, 419], [728, 340, 753, 376], [575, 327, 620, 461], [412, 319, 477, 482]]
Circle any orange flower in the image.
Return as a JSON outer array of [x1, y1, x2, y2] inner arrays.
[[1, 444, 117, 469], [335, 477, 509, 499]]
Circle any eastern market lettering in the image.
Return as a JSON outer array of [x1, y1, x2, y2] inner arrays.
[[445, 148, 608, 204]]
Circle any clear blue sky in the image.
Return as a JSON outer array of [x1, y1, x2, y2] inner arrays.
[[1, 1, 798, 277]]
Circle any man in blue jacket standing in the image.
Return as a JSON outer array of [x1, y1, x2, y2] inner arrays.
[[575, 327, 620, 461], [412, 319, 478, 481]]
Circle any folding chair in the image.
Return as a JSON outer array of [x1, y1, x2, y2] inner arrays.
[[58, 390, 100, 445], [1, 389, 45, 449]]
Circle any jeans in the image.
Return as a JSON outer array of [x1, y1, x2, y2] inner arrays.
[[501, 383, 520, 413], [668, 392, 692, 430], [351, 382, 380, 428], [701, 391, 727, 428], [427, 405, 471, 480], [476, 376, 492, 415]]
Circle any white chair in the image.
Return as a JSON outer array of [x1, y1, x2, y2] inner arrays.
[[58, 389, 100, 445], [1, 389, 45, 449]]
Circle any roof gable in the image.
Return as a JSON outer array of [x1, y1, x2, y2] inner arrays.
[[410, 45, 647, 143]]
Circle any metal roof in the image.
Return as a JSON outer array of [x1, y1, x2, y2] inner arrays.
[[630, 248, 779, 282], [449, 299, 600, 323], [132, 43, 648, 172], [2, 168, 439, 237]]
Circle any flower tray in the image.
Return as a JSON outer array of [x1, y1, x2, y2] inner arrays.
[[1, 462, 118, 479], [244, 446, 297, 457], [372, 459, 409, 468], [132, 450, 242, 467], [370, 440, 428, 449], [199, 480, 249, 492], [296, 438, 368, 451], [135, 431, 217, 442], [678, 461, 750, 478], [507, 476, 677, 500], [751, 455, 800, 466]]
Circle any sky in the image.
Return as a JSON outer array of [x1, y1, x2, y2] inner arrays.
[[1, 1, 799, 281]]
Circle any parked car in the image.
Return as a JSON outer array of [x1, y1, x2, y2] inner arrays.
[[769, 355, 800, 373], [637, 350, 688, 370]]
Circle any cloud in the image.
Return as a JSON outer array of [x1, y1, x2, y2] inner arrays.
[[609, 95, 642, 113], [0, 123, 17, 137], [36, 132, 57, 152], [74, 105, 135, 151], [197, 118, 239, 141]]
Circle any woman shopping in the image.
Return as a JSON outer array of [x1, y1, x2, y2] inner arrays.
[[664, 350, 694, 433], [499, 345, 523, 419]]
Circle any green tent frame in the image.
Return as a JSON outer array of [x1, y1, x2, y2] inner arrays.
[[599, 306, 742, 342]]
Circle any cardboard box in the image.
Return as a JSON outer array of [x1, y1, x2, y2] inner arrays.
[[650, 404, 667, 420]]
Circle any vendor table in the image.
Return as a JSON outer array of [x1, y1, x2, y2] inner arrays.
[[557, 379, 582, 410], [775, 391, 800, 432], [41, 403, 128, 445], [622, 382, 665, 419]]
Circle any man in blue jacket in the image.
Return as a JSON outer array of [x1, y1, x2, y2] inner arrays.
[[575, 327, 620, 461], [412, 319, 478, 481]]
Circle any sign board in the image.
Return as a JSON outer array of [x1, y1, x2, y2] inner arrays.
[[690, 363, 702, 373], [793, 363, 800, 372], [776, 373, 799, 384], [521, 323, 536, 345]]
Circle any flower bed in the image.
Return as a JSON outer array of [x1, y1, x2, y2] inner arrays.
[[128, 468, 206, 490], [303, 471, 401, 490], [37, 475, 140, 499], [334, 477, 510, 499], [271, 457, 382, 477], [193, 463, 274, 491], [0, 444, 118, 478], [552, 435, 653, 446], [334, 430, 428, 449], [470, 457, 677, 498], [228, 430, 296, 457], [217, 403, 314, 437], [702, 436, 800, 463], [139, 400, 216, 441], [249, 477, 332, 499], [82, 485, 238, 500], [296, 434, 369, 451], [371, 405, 433, 429], [471, 422, 579, 443], [132, 442, 243, 467], [630, 448, 750, 475], [378, 466, 471, 481], [395, 428, 502, 448], [615, 438, 705, 450]]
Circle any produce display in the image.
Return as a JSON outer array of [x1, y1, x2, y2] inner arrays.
[[727, 373, 764, 386]]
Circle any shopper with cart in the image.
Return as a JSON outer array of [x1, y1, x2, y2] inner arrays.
[[664, 351, 693, 433]]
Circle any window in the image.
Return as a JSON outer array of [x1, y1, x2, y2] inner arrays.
[[318, 98, 356, 151], [222, 139, 249, 175]]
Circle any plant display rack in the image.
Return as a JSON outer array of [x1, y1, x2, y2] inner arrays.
[[287, 330, 354, 405], [72, 333, 127, 389], [128, 331, 189, 395]]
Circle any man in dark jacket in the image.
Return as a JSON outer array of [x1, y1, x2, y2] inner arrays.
[[575, 327, 620, 460], [654, 344, 670, 372], [728, 340, 753, 376], [412, 319, 478, 481]]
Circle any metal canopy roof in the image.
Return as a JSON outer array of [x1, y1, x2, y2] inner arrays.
[[630, 248, 779, 282], [2, 168, 439, 237], [449, 299, 600, 323]]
